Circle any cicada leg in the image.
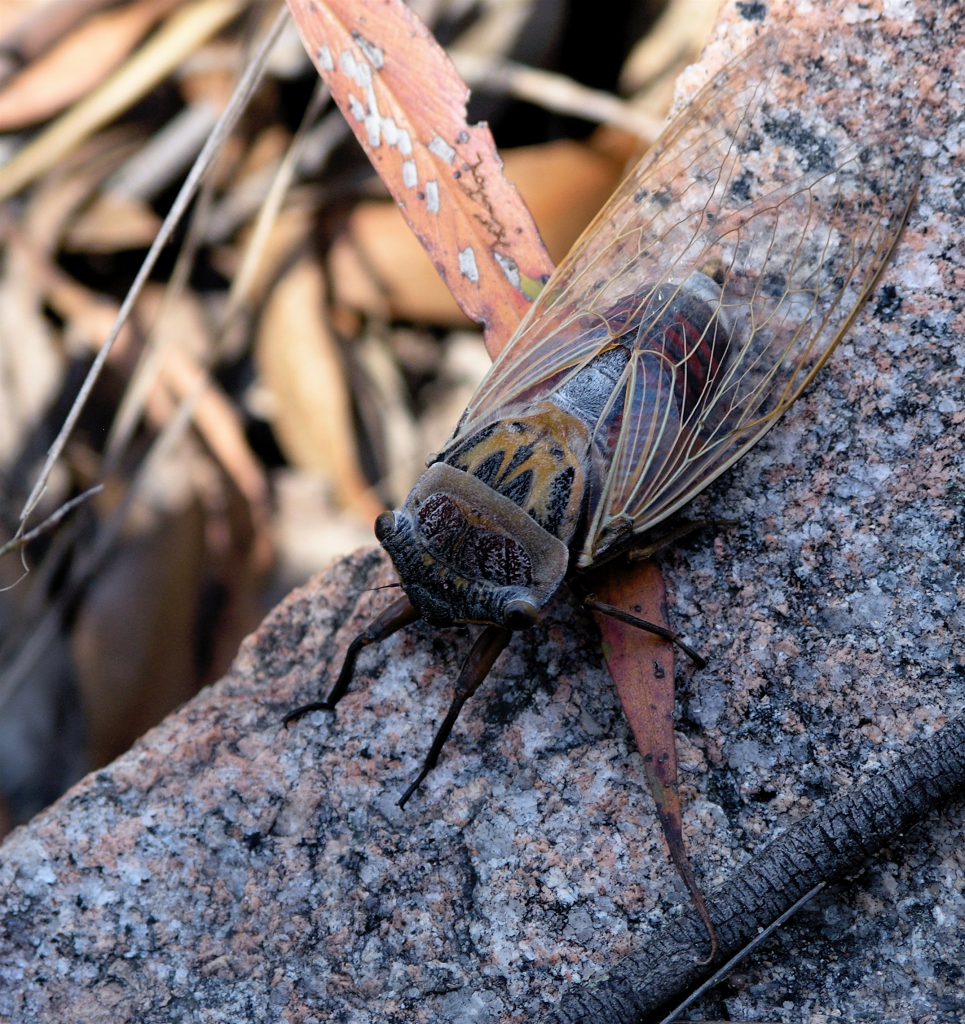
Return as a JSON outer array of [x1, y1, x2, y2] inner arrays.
[[283, 595, 419, 725], [397, 625, 510, 808], [583, 595, 707, 668]]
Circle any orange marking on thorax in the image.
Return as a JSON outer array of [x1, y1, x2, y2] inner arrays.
[[445, 402, 591, 545]]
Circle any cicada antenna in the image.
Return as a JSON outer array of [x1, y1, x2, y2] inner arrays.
[[282, 595, 418, 725], [397, 625, 510, 808]]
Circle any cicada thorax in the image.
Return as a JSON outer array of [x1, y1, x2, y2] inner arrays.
[[441, 404, 591, 546], [374, 408, 584, 629]]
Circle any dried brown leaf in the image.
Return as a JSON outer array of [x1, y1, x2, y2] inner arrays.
[[221, 200, 317, 308], [594, 563, 679, 813], [255, 254, 383, 522], [0, 0, 181, 130], [159, 346, 273, 566], [17, 130, 142, 254], [593, 558, 717, 955], [62, 193, 162, 253], [0, 233, 63, 465], [0, 0, 120, 84], [0, 0, 245, 202], [72, 467, 207, 767]]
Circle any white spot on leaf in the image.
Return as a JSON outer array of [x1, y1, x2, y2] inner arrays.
[[429, 136, 456, 164], [352, 31, 385, 69], [494, 252, 521, 289], [340, 50, 358, 78], [426, 181, 440, 214], [459, 247, 479, 283], [349, 58, 372, 89], [382, 117, 399, 146]]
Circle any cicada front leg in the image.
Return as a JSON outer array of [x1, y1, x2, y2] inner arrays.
[[283, 595, 419, 724], [285, 596, 511, 811], [397, 625, 510, 808]]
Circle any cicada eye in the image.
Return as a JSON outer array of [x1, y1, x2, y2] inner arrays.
[[374, 511, 396, 543], [504, 598, 539, 630]]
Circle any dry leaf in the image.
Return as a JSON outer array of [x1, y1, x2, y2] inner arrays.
[[0, 0, 125, 76], [285, 0, 555, 357], [72, 464, 207, 767], [0, 233, 63, 465], [0, 0, 246, 201], [255, 253, 383, 522], [62, 193, 162, 253], [328, 138, 628, 327], [0, 0, 182, 130]]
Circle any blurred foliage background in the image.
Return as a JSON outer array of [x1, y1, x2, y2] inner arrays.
[[0, 0, 720, 835]]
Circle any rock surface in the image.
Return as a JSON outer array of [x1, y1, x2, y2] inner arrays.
[[1, 2, 963, 1023]]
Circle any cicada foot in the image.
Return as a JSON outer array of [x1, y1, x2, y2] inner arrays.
[[397, 625, 510, 808], [627, 518, 739, 562], [282, 595, 418, 726], [583, 594, 707, 668]]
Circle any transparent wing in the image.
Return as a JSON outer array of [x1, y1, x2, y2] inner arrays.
[[448, 33, 921, 566]]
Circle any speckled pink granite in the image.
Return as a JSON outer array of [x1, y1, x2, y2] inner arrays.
[[1, 2, 962, 1022]]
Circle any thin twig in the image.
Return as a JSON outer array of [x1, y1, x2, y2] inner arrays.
[[656, 883, 826, 1024], [0, 485, 103, 563], [450, 51, 662, 141]]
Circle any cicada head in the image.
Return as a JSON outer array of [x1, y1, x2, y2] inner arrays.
[[375, 462, 570, 630]]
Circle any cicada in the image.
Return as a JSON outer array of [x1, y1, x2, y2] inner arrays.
[[287, 34, 920, 807]]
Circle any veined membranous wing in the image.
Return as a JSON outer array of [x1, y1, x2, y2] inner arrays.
[[441, 33, 920, 569]]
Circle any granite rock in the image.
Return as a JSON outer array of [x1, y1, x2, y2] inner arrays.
[[1, 1, 963, 1022]]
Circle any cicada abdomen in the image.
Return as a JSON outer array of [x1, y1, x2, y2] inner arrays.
[[287, 31, 921, 808], [559, 271, 735, 499]]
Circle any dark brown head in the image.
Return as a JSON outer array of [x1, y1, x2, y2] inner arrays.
[[375, 463, 570, 629]]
